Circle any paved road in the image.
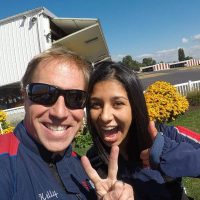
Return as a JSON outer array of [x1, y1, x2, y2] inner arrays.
[[139, 67, 200, 89]]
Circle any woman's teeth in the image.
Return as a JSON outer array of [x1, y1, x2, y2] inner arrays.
[[102, 126, 118, 133]]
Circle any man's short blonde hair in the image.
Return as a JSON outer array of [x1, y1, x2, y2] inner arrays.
[[21, 47, 91, 89]]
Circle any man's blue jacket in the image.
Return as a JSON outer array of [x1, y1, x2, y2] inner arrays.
[[0, 122, 96, 200], [150, 125, 200, 178]]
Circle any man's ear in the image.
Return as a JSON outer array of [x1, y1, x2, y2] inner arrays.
[[20, 88, 27, 104], [21, 89, 25, 97]]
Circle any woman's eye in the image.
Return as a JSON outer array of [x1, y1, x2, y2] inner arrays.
[[114, 101, 125, 107], [89, 102, 101, 109]]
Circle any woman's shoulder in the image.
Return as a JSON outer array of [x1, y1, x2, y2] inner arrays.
[[86, 145, 103, 167], [86, 145, 98, 159]]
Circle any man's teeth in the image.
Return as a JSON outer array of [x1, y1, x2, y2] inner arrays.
[[46, 125, 67, 131]]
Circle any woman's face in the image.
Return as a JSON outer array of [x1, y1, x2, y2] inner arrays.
[[89, 79, 132, 148]]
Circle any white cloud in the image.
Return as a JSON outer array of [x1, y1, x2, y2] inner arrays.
[[112, 54, 126, 62], [182, 37, 189, 43], [112, 45, 200, 64], [136, 53, 153, 58], [156, 49, 177, 54], [136, 48, 178, 63], [193, 34, 200, 41], [185, 45, 200, 59], [111, 32, 200, 63]]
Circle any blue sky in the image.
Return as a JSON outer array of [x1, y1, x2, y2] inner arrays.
[[1, 0, 200, 63]]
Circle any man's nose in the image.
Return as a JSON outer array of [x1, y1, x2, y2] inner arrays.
[[49, 95, 70, 119]]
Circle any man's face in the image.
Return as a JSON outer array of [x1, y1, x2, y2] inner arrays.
[[23, 59, 86, 153]]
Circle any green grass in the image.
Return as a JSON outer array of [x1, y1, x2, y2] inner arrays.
[[168, 106, 200, 200], [168, 106, 200, 132], [183, 178, 200, 200]]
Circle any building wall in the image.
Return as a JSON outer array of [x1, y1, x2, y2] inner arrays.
[[141, 59, 200, 72], [186, 59, 200, 67], [0, 12, 50, 86], [153, 63, 170, 71]]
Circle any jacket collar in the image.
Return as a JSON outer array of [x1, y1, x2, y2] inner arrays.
[[14, 121, 72, 161]]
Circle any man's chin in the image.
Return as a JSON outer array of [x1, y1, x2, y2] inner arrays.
[[43, 142, 71, 154]]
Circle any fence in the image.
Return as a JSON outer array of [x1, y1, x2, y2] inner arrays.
[[3, 106, 25, 126], [174, 80, 200, 96]]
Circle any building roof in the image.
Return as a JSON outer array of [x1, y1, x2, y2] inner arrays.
[[0, 7, 56, 24], [52, 18, 110, 63], [0, 7, 110, 63]]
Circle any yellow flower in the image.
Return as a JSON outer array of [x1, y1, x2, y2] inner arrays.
[[144, 81, 189, 123], [0, 110, 14, 134]]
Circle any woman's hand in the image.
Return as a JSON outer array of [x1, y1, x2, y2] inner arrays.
[[81, 145, 134, 200], [148, 121, 158, 140], [140, 121, 158, 168]]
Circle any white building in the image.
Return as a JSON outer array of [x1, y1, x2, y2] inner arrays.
[[0, 7, 110, 110], [141, 63, 170, 72], [141, 59, 200, 72], [169, 59, 200, 68]]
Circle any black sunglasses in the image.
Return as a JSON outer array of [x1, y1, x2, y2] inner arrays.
[[26, 83, 87, 109]]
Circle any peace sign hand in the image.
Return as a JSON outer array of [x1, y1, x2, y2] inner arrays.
[[81, 145, 134, 200]]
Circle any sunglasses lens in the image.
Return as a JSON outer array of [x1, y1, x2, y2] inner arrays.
[[65, 90, 87, 109], [27, 83, 56, 105], [26, 83, 86, 109]]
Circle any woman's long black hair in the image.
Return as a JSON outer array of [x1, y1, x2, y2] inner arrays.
[[86, 61, 152, 163]]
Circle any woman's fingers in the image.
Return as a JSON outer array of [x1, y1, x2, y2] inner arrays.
[[102, 181, 134, 200], [148, 121, 158, 140], [107, 145, 119, 181], [81, 155, 101, 184], [81, 146, 120, 186], [140, 148, 150, 168], [81, 146, 135, 200], [114, 181, 134, 200]]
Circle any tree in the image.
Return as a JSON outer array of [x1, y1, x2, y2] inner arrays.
[[178, 48, 185, 61], [122, 55, 134, 67], [142, 57, 156, 66], [185, 56, 193, 60], [121, 55, 141, 71]]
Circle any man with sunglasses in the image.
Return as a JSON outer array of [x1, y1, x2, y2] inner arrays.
[[0, 47, 134, 200]]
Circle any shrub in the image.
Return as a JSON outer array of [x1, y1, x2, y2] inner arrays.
[[0, 110, 14, 134], [74, 126, 92, 149], [73, 118, 92, 149], [187, 90, 200, 106], [144, 81, 189, 123]]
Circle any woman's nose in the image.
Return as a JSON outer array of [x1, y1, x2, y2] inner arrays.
[[99, 105, 113, 122]]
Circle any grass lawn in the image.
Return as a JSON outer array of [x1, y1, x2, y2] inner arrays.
[[168, 106, 200, 200], [168, 106, 200, 132], [183, 178, 200, 200]]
